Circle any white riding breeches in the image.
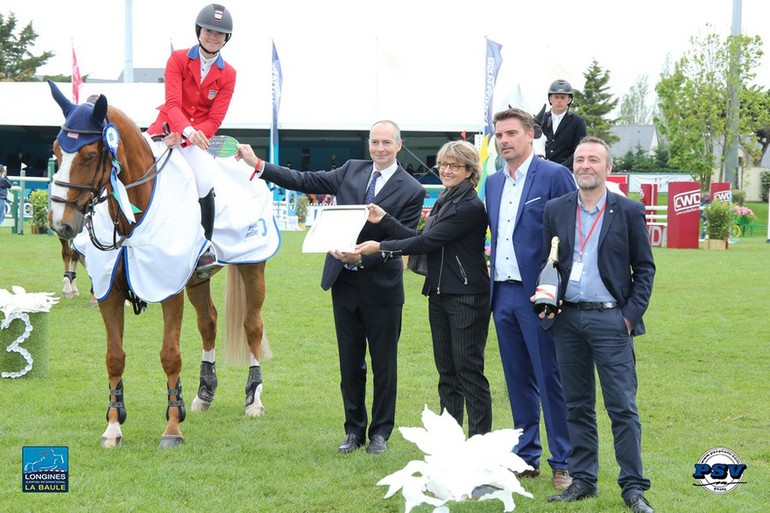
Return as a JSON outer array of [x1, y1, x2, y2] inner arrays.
[[180, 144, 216, 197]]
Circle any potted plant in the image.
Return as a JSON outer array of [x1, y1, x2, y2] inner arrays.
[[702, 198, 736, 249], [28, 189, 49, 235]]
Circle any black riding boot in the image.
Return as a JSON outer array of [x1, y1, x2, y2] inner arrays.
[[196, 188, 218, 279], [199, 188, 216, 241]]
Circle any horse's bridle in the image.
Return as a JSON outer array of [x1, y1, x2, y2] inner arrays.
[[51, 146, 111, 216], [52, 137, 173, 251]]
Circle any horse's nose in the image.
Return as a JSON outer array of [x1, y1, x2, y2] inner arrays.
[[57, 223, 77, 240]]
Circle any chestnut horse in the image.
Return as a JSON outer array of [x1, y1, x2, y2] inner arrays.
[[47, 81, 269, 448]]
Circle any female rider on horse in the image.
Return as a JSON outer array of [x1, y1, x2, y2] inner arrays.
[[147, 3, 236, 279]]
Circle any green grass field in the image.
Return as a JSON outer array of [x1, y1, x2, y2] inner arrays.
[[1, 214, 769, 512]]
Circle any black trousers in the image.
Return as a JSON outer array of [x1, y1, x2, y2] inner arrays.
[[429, 292, 492, 436], [551, 305, 651, 498], [331, 270, 401, 441]]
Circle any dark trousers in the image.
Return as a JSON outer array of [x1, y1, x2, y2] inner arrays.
[[491, 281, 571, 469], [429, 292, 492, 436], [332, 270, 401, 441], [551, 305, 651, 498]]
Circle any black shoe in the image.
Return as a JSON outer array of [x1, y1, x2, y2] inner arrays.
[[338, 434, 364, 454], [547, 482, 598, 502], [366, 434, 388, 454], [625, 494, 654, 513]]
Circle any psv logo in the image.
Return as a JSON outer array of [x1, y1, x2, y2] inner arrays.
[[693, 447, 747, 494]]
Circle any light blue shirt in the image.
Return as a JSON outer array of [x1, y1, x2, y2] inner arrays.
[[493, 153, 533, 282], [564, 190, 615, 303]]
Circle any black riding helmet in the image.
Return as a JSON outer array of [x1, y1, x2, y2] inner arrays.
[[548, 79, 573, 105], [195, 4, 233, 43]]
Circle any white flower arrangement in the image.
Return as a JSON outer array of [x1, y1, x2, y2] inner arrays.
[[1, 286, 59, 379], [378, 405, 534, 512]]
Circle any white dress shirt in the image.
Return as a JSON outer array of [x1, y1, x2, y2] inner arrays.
[[493, 152, 534, 282]]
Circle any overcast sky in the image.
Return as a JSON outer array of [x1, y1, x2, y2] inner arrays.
[[5, 0, 770, 129]]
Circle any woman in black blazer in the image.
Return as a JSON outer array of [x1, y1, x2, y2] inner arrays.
[[355, 141, 492, 436]]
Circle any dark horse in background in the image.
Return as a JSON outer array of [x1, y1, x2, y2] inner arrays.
[[47, 81, 270, 448]]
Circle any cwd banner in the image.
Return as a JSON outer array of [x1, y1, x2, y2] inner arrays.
[[477, 38, 503, 201]]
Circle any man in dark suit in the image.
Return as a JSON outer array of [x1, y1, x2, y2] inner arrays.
[[485, 107, 576, 490], [541, 136, 655, 513], [537, 79, 587, 171], [237, 121, 425, 454]]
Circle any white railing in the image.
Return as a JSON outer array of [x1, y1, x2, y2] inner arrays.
[[644, 204, 668, 247]]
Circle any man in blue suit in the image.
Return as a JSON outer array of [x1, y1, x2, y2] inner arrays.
[[485, 107, 576, 490]]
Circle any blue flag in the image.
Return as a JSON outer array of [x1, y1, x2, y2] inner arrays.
[[483, 38, 503, 138], [270, 40, 283, 165], [477, 38, 503, 202]]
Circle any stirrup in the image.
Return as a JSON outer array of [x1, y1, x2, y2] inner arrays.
[[196, 247, 219, 279]]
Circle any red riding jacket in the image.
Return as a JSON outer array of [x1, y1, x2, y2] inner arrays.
[[147, 45, 236, 140]]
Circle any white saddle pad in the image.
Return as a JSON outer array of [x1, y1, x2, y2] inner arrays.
[[74, 134, 280, 303]]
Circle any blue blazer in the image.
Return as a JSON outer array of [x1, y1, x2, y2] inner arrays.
[[542, 190, 656, 336], [485, 155, 576, 304]]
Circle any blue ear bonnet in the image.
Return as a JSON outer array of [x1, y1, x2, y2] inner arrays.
[[48, 80, 109, 153], [57, 102, 105, 153]]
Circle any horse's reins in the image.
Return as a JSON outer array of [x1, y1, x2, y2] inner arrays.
[[52, 130, 174, 251]]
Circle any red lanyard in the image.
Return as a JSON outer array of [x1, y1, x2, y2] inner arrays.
[[576, 201, 606, 261]]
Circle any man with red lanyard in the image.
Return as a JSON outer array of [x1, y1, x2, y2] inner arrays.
[[147, 3, 236, 278], [541, 136, 656, 512]]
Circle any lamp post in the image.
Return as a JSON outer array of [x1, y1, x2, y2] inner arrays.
[[724, 0, 742, 188]]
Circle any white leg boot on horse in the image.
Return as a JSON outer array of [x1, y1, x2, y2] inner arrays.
[[195, 188, 219, 280]]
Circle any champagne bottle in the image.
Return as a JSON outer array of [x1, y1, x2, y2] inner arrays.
[[534, 236, 561, 315]]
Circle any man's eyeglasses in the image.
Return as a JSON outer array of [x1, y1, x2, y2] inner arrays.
[[437, 162, 466, 171]]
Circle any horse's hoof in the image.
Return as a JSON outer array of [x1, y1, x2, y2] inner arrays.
[[101, 436, 123, 448], [245, 401, 265, 418], [190, 395, 212, 412], [159, 435, 185, 448]]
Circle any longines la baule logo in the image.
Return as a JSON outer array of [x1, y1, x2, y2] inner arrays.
[[22, 446, 69, 493]]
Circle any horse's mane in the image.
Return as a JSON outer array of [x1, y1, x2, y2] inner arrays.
[[107, 105, 155, 181]]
